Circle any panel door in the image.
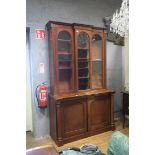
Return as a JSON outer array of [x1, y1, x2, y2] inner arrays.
[[88, 95, 111, 131], [61, 98, 87, 138]]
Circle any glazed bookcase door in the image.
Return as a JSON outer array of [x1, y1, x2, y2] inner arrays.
[[92, 33, 104, 88], [56, 29, 74, 93], [75, 30, 92, 91]]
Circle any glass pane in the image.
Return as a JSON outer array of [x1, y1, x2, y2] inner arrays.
[[77, 32, 90, 90], [92, 61, 102, 88], [78, 32, 89, 49], [78, 78, 89, 90], [58, 31, 71, 53], [57, 31, 73, 93], [58, 31, 71, 40], [58, 54, 72, 61], [59, 69, 72, 93], [92, 34, 103, 88], [92, 34, 102, 60]]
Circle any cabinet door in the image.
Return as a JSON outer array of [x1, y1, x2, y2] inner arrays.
[[92, 33, 104, 88], [75, 30, 92, 90], [61, 98, 87, 138], [55, 28, 75, 93], [88, 95, 111, 131]]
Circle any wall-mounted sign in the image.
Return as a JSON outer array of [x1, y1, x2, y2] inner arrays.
[[39, 63, 45, 74], [36, 29, 45, 39]]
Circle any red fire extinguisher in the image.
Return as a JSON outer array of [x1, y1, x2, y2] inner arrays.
[[35, 83, 48, 108]]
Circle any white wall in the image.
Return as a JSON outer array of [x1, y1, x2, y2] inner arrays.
[[107, 42, 123, 117], [122, 36, 129, 91]]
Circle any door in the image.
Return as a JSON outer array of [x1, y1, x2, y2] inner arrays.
[[92, 33, 104, 88], [54, 27, 75, 93], [26, 27, 33, 131], [75, 30, 92, 90], [88, 94, 111, 131], [61, 98, 87, 138]]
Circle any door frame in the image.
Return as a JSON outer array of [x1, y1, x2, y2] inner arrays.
[[26, 27, 33, 132]]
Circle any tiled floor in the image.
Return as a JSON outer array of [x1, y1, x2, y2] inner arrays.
[[26, 120, 129, 153]]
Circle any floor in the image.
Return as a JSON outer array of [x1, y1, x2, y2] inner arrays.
[[26, 120, 129, 154]]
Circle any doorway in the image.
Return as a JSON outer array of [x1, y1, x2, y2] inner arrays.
[[26, 27, 33, 131]]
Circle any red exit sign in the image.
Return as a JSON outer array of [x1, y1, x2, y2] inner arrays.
[[35, 29, 45, 39]]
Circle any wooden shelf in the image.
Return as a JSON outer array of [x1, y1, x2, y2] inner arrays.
[[58, 60, 72, 62], [58, 39, 71, 42], [59, 67, 72, 70], [78, 58, 89, 60], [78, 67, 88, 69], [78, 76, 89, 79], [92, 59, 103, 61], [78, 48, 89, 50], [58, 52, 72, 55]]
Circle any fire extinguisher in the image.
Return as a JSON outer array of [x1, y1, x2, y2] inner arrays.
[[35, 82, 48, 108]]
